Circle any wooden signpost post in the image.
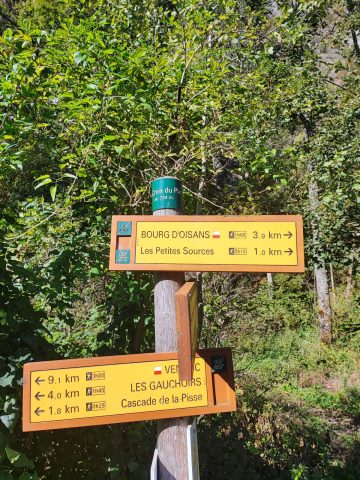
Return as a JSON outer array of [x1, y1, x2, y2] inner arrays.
[[187, 419, 200, 480], [151, 177, 193, 479]]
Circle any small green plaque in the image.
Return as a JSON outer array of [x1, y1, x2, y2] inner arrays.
[[115, 249, 130, 264], [151, 177, 182, 212]]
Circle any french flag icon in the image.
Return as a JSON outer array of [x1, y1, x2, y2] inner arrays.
[[154, 366, 162, 375], [212, 231, 220, 239]]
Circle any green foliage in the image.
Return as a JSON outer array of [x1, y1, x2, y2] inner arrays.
[[200, 270, 359, 479], [0, 219, 54, 479], [282, 384, 360, 416], [0, 0, 359, 478], [331, 285, 360, 348]]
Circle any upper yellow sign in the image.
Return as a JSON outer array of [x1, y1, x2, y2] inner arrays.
[[136, 221, 297, 265], [109, 215, 304, 273]]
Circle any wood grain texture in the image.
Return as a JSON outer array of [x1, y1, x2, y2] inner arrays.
[[154, 207, 191, 480], [157, 417, 189, 480], [176, 281, 198, 381]]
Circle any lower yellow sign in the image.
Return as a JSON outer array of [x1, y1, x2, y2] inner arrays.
[[29, 359, 207, 424], [23, 349, 236, 431]]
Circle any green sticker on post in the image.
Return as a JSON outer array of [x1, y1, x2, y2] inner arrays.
[[151, 177, 182, 212]]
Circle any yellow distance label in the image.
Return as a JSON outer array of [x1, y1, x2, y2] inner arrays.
[[30, 359, 207, 423], [135, 221, 298, 266]]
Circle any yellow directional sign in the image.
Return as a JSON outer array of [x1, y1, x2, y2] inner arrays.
[[29, 359, 207, 424], [23, 349, 236, 431], [136, 220, 297, 265], [109, 215, 304, 272]]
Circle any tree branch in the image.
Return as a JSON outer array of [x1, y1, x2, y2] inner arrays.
[[0, 7, 18, 29], [183, 185, 225, 209]]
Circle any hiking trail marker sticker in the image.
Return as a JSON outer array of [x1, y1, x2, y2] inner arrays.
[[109, 215, 304, 273]]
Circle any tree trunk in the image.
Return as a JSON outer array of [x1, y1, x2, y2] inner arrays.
[[347, 0, 360, 57], [345, 256, 354, 305], [308, 159, 332, 344], [301, 111, 332, 344], [267, 273, 273, 299], [195, 114, 207, 343], [329, 263, 336, 307], [314, 266, 332, 344], [351, 29, 360, 58]]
